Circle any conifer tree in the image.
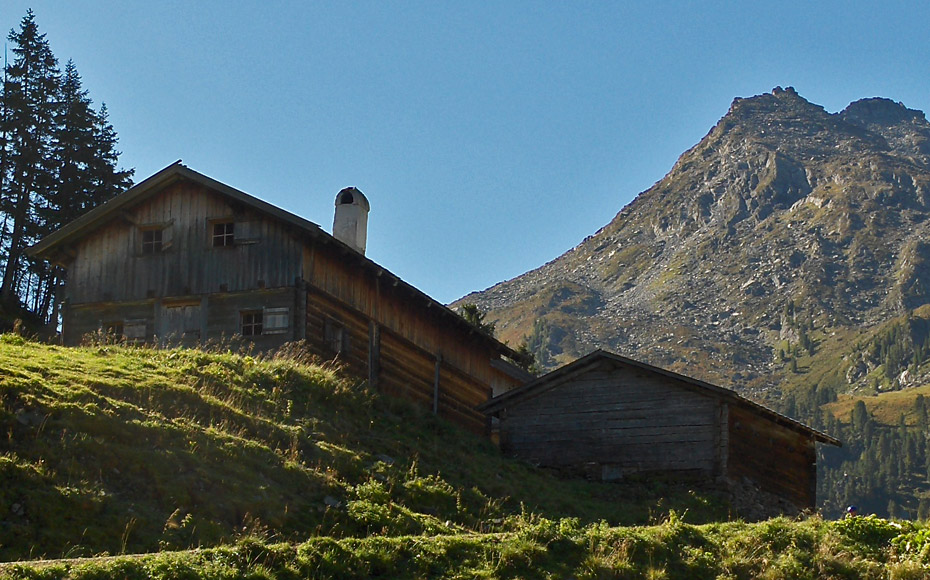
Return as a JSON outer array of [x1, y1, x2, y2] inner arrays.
[[88, 103, 133, 204], [0, 11, 132, 323], [0, 9, 60, 306], [52, 60, 99, 227]]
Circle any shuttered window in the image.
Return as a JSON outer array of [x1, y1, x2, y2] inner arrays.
[[263, 307, 289, 334], [124, 319, 147, 343]]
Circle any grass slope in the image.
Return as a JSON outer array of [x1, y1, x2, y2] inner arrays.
[[4, 514, 930, 579], [0, 336, 726, 562]]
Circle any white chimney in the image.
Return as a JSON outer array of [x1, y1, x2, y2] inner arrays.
[[333, 187, 370, 255]]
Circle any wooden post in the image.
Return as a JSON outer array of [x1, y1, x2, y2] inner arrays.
[[368, 321, 380, 389], [433, 353, 443, 415], [295, 278, 307, 341], [714, 401, 729, 479]]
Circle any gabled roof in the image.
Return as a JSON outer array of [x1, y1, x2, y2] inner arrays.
[[479, 349, 841, 446], [29, 161, 324, 259], [29, 162, 526, 362]]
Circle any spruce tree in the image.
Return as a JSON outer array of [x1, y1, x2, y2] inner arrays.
[[88, 103, 133, 205], [52, 60, 99, 227], [33, 64, 133, 321], [0, 11, 132, 323], [0, 9, 60, 307]]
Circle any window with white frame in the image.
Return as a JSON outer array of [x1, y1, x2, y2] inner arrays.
[[239, 308, 289, 337]]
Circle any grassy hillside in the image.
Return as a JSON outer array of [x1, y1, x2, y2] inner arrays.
[[0, 336, 728, 562], [3, 514, 930, 579], [6, 337, 930, 578]]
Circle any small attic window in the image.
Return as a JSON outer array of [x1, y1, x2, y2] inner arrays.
[[212, 221, 234, 247], [141, 228, 163, 254], [340, 191, 354, 204]]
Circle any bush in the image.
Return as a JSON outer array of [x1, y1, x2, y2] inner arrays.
[[831, 515, 910, 560]]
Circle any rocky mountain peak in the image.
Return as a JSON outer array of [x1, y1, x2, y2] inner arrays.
[[840, 97, 930, 163], [459, 89, 930, 401], [841, 97, 926, 128]]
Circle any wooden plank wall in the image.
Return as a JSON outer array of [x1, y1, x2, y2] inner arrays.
[[63, 287, 299, 349], [304, 243, 506, 387], [205, 288, 298, 349], [727, 405, 817, 509], [65, 300, 156, 344], [499, 362, 717, 474], [304, 289, 371, 381], [66, 182, 304, 305], [304, 286, 491, 434]]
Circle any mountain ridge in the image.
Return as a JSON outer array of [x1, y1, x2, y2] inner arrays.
[[459, 87, 930, 401]]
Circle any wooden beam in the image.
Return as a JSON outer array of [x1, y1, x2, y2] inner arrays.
[[433, 353, 443, 415]]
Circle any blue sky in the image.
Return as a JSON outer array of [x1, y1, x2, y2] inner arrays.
[[5, 2, 930, 303]]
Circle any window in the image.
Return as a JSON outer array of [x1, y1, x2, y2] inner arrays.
[[104, 321, 123, 339], [239, 308, 289, 337], [124, 319, 147, 343], [241, 311, 263, 336], [325, 319, 349, 354], [141, 228, 163, 254], [263, 307, 289, 335], [212, 221, 234, 247]]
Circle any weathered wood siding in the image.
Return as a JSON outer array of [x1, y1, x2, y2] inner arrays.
[[301, 241, 522, 433], [65, 182, 304, 305], [303, 284, 492, 434], [56, 176, 519, 434], [728, 405, 817, 509], [64, 300, 157, 344], [499, 362, 718, 474], [63, 287, 299, 348], [303, 244, 503, 385]]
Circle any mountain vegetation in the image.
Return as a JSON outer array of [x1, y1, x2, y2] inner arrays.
[[459, 87, 930, 518], [0, 10, 132, 326]]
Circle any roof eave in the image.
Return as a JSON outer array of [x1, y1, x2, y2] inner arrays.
[[480, 349, 842, 446]]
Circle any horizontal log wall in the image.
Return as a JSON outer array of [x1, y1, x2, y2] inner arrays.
[[728, 405, 817, 509], [305, 286, 491, 434], [304, 289, 371, 381], [499, 362, 717, 473], [304, 243, 510, 387]]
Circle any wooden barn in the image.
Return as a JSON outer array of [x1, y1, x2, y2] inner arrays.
[[29, 162, 529, 434], [479, 350, 841, 511]]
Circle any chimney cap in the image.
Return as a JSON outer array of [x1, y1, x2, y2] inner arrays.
[[335, 187, 370, 212]]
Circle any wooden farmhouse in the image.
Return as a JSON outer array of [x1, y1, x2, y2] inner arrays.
[[29, 162, 529, 434], [479, 350, 841, 512]]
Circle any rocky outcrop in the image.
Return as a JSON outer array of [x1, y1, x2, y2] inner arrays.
[[458, 88, 930, 398]]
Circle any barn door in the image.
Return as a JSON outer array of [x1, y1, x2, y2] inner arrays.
[[160, 303, 202, 347]]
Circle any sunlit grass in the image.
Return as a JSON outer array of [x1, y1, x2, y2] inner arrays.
[[0, 335, 728, 563]]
